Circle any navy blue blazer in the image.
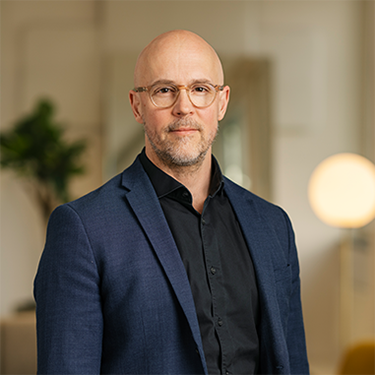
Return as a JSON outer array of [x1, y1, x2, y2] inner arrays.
[[34, 155, 309, 375]]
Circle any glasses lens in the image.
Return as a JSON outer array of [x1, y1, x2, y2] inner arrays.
[[150, 84, 217, 108], [189, 84, 216, 107], [151, 85, 178, 108]]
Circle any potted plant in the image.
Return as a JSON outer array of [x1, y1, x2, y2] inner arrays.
[[0, 99, 87, 224]]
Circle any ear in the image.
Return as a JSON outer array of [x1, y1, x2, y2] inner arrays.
[[217, 85, 230, 121], [129, 90, 144, 124]]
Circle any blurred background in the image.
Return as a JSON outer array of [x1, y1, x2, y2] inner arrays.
[[0, 1, 374, 374]]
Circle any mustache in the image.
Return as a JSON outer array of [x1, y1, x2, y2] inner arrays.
[[167, 119, 202, 132]]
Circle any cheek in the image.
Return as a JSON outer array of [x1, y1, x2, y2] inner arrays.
[[208, 101, 221, 120], [198, 107, 220, 130], [143, 110, 170, 132]]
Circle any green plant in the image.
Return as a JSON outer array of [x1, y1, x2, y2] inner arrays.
[[0, 99, 87, 223]]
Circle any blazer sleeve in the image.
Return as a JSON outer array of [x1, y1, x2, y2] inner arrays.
[[34, 204, 103, 374], [281, 209, 309, 374]]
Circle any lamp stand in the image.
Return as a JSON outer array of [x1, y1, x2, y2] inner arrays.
[[340, 228, 354, 351]]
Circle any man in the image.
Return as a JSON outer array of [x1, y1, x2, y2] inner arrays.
[[34, 30, 309, 375]]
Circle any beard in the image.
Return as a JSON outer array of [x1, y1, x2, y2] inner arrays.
[[143, 117, 218, 168]]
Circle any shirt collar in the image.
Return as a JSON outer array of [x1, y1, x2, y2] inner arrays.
[[139, 148, 224, 199]]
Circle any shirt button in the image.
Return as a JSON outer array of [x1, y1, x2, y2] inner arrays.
[[201, 218, 206, 225], [182, 192, 189, 199], [218, 319, 223, 327], [210, 266, 216, 275]]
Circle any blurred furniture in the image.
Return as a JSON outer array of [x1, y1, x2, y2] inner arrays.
[[0, 311, 36, 374], [338, 340, 375, 375]]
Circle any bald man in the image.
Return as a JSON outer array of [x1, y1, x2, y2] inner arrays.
[[34, 30, 309, 375]]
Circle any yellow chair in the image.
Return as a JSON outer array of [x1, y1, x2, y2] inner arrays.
[[338, 341, 375, 375]]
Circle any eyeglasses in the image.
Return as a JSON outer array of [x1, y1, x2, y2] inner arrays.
[[133, 83, 224, 108]]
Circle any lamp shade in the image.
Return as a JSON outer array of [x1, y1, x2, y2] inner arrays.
[[308, 153, 375, 228]]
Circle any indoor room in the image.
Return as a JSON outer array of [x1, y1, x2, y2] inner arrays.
[[1, 1, 374, 374]]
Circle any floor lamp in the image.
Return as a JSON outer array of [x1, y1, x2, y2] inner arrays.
[[308, 153, 375, 350]]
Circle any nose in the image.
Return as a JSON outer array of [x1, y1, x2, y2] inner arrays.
[[172, 88, 194, 117]]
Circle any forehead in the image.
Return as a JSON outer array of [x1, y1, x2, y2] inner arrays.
[[135, 33, 223, 86], [150, 54, 218, 85]]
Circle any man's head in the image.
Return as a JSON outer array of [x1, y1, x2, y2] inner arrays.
[[129, 30, 230, 170]]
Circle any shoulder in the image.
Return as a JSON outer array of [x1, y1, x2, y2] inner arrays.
[[223, 177, 294, 245], [50, 155, 148, 224], [223, 177, 288, 221]]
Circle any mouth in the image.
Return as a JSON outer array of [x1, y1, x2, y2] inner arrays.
[[167, 119, 202, 137], [170, 127, 199, 135]]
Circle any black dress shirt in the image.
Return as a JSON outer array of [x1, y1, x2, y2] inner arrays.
[[140, 150, 259, 375]]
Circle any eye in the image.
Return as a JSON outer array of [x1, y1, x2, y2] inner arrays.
[[153, 86, 176, 95], [192, 85, 211, 94]]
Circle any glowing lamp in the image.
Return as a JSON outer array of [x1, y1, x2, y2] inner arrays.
[[309, 153, 375, 349], [309, 153, 375, 228]]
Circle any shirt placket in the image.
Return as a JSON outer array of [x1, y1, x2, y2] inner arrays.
[[201, 199, 232, 375]]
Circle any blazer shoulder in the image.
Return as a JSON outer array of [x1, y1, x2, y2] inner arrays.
[[223, 176, 287, 218], [51, 155, 148, 221], [223, 177, 293, 244]]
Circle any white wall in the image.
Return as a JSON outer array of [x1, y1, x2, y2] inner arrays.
[[1, 1, 373, 373], [260, 2, 366, 368]]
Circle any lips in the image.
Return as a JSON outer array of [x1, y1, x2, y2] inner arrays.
[[170, 127, 199, 133], [167, 119, 202, 133]]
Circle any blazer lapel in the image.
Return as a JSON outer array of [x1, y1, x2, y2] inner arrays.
[[121, 157, 207, 372], [224, 178, 289, 367]]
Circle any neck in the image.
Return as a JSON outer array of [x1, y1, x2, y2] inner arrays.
[[147, 149, 212, 214]]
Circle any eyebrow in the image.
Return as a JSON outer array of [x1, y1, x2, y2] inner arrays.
[[149, 79, 214, 87]]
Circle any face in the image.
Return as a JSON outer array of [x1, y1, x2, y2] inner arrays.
[[129, 32, 230, 170]]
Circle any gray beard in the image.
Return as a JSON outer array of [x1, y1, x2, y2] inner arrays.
[[144, 118, 217, 169]]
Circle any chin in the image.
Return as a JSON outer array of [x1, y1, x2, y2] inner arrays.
[[156, 143, 209, 168], [146, 128, 214, 168]]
